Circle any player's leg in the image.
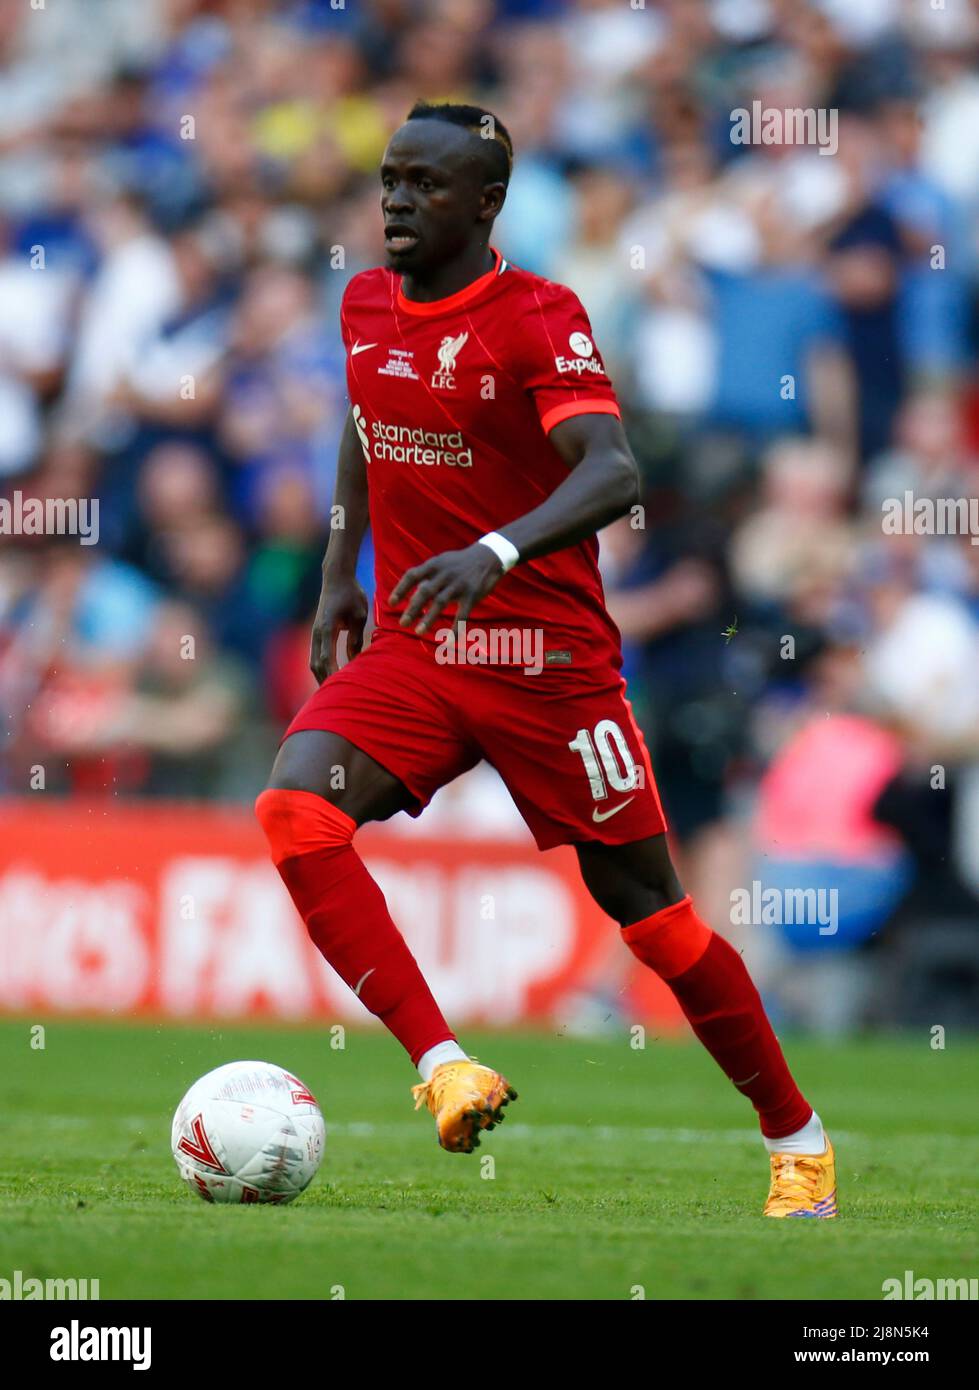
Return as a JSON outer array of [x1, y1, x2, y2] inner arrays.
[[255, 644, 516, 1152], [478, 666, 835, 1215], [258, 728, 460, 1066], [575, 832, 682, 923], [576, 832, 837, 1218], [267, 726, 414, 820]]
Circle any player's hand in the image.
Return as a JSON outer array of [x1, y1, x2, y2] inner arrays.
[[309, 574, 369, 683], [390, 544, 506, 636]]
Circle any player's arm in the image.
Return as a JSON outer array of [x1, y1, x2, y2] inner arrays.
[[495, 411, 639, 559], [391, 412, 639, 634], [310, 408, 371, 681]]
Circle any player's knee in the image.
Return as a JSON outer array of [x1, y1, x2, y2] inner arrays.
[[621, 894, 712, 979], [255, 787, 357, 867], [605, 882, 677, 926], [586, 864, 682, 926]]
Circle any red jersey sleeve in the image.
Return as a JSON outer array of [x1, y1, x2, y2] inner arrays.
[[338, 268, 385, 354], [511, 280, 621, 435], [338, 275, 361, 353]]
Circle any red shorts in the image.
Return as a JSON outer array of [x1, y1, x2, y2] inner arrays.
[[285, 627, 667, 851]]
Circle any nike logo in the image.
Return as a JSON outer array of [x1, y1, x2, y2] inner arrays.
[[591, 797, 635, 823], [351, 341, 378, 356], [353, 968, 375, 997]]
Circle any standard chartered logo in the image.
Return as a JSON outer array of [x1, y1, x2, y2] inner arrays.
[[369, 417, 473, 468]]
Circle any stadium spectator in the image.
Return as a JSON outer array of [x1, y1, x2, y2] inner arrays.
[[1, 0, 977, 1025]]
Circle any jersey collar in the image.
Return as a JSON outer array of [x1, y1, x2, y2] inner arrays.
[[396, 247, 506, 317]]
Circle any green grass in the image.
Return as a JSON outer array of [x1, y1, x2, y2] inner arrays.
[[0, 1020, 976, 1300]]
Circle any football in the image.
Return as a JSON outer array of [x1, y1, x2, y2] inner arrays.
[[171, 1061, 325, 1205]]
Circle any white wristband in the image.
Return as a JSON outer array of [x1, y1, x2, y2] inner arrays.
[[478, 531, 520, 573]]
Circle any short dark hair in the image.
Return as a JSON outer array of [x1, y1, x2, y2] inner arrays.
[[406, 101, 513, 187]]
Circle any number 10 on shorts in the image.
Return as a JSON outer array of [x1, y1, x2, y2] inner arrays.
[[568, 720, 643, 802]]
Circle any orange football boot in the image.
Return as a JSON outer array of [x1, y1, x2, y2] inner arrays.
[[411, 1061, 517, 1153], [763, 1137, 838, 1218]]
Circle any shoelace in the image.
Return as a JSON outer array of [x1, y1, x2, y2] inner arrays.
[[411, 1062, 469, 1113], [769, 1153, 822, 1205]]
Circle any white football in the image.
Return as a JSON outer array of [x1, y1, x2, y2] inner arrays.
[[171, 1060, 325, 1205]]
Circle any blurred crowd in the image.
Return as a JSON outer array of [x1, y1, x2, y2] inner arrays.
[[2, 0, 979, 1026]]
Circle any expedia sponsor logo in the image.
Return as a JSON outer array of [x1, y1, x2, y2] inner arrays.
[[555, 331, 604, 376], [554, 354, 605, 375], [370, 418, 473, 467]]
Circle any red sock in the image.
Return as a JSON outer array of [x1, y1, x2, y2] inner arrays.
[[255, 788, 455, 1065], [622, 896, 812, 1139]]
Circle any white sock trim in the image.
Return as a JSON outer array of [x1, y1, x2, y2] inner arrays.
[[417, 1040, 468, 1083], [764, 1109, 827, 1155]]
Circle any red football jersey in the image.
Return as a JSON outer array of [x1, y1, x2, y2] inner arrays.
[[341, 248, 624, 667]]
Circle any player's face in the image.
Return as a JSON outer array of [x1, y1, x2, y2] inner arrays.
[[380, 122, 501, 275]]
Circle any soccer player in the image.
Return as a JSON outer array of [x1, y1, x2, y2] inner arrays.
[[255, 103, 837, 1218]]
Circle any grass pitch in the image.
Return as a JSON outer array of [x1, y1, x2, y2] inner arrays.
[[0, 1020, 976, 1300]]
